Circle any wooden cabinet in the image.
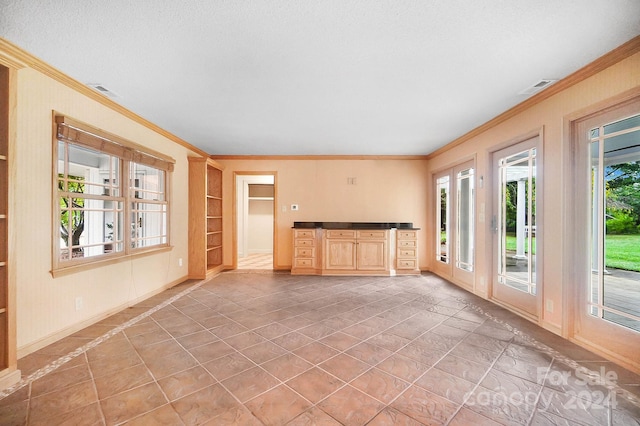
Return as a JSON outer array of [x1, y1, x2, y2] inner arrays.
[[356, 230, 388, 271], [396, 230, 420, 275], [292, 224, 419, 276], [325, 230, 357, 270], [324, 229, 389, 274], [291, 229, 320, 274], [188, 157, 224, 279]]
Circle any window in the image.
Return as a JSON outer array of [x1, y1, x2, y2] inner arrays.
[[53, 116, 174, 273]]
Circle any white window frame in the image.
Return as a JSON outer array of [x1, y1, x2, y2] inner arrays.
[[52, 115, 174, 276]]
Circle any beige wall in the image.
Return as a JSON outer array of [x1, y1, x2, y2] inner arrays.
[[12, 67, 198, 355], [248, 199, 274, 254], [424, 52, 640, 335], [215, 158, 429, 269]]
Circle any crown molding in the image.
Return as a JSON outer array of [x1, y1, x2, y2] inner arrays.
[[426, 35, 640, 160], [0, 38, 210, 159], [210, 154, 429, 160]]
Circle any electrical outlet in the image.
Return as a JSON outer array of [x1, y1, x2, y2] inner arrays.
[[291, 204, 299, 211], [178, 258, 183, 267], [75, 296, 83, 311], [546, 299, 554, 313]]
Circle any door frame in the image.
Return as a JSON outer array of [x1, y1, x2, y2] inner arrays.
[[232, 171, 277, 269], [431, 156, 476, 291], [487, 128, 544, 322], [564, 88, 640, 373]]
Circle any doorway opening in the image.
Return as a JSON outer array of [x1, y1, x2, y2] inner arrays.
[[235, 173, 275, 270]]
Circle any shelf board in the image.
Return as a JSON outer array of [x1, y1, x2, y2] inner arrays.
[[0, 308, 5, 314], [0, 155, 6, 161], [206, 216, 223, 219], [206, 245, 223, 251], [206, 195, 222, 200], [206, 230, 222, 235], [249, 197, 274, 201]]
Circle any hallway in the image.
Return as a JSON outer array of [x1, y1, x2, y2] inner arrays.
[[1, 272, 639, 425]]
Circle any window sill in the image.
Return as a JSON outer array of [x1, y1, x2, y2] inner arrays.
[[51, 245, 174, 278]]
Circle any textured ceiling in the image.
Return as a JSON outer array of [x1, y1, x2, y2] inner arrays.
[[1, 0, 639, 155]]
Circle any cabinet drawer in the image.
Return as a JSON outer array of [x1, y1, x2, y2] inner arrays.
[[326, 230, 357, 239], [295, 258, 315, 267], [356, 230, 387, 239], [398, 230, 417, 239], [295, 247, 315, 258], [397, 259, 417, 269], [294, 229, 316, 238], [295, 239, 315, 247], [398, 240, 417, 248], [398, 248, 417, 258]]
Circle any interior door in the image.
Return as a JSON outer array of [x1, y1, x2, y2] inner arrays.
[[571, 99, 640, 369], [491, 137, 539, 319]]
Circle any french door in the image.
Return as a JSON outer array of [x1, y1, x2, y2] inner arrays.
[[433, 160, 475, 289], [571, 97, 640, 369], [491, 136, 540, 318]]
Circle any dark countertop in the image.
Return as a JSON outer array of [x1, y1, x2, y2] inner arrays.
[[293, 221, 419, 230]]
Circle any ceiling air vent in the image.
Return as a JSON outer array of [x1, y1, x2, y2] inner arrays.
[[87, 83, 119, 98], [518, 79, 557, 95]]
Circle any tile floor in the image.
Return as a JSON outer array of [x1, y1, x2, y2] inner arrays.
[[1, 272, 639, 425], [237, 254, 273, 270]]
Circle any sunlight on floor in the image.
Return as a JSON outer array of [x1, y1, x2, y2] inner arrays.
[[238, 253, 273, 270]]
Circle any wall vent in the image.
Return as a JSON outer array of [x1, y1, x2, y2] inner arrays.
[[518, 79, 557, 95], [87, 83, 119, 98]]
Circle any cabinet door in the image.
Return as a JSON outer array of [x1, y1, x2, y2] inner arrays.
[[357, 240, 387, 271], [325, 239, 356, 270]]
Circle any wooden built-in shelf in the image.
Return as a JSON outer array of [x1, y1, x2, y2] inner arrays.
[[188, 157, 224, 279]]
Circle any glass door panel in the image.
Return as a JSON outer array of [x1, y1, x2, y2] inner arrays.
[[492, 137, 539, 318], [589, 113, 640, 332], [436, 175, 450, 264], [434, 160, 475, 289], [456, 168, 474, 272]]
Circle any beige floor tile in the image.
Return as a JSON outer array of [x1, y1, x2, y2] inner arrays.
[[246, 384, 311, 425], [391, 385, 458, 425], [5, 272, 640, 426], [287, 367, 345, 404], [158, 365, 217, 401], [100, 382, 167, 424], [317, 385, 386, 425], [261, 353, 312, 381], [221, 366, 279, 403], [202, 352, 256, 381]]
